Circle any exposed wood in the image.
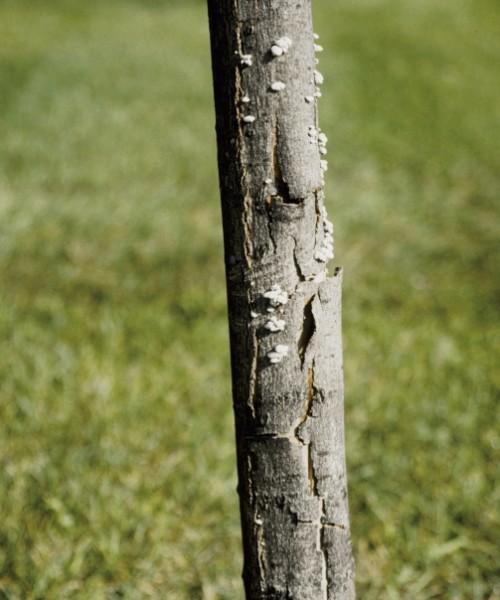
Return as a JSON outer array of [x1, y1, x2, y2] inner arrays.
[[207, 1, 355, 597]]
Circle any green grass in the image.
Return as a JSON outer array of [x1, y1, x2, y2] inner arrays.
[[0, 0, 498, 598]]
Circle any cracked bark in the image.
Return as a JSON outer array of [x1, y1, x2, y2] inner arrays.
[[207, 1, 355, 598]]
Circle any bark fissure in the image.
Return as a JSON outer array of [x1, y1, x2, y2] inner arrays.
[[319, 498, 329, 600], [294, 364, 315, 442], [207, 0, 355, 597], [308, 442, 319, 496], [298, 296, 316, 365], [271, 123, 299, 205], [247, 319, 258, 419], [235, 61, 254, 270], [292, 237, 306, 282], [264, 199, 278, 255]]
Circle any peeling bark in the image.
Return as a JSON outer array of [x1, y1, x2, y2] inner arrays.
[[207, 1, 355, 598]]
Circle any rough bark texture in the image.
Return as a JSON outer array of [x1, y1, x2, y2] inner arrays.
[[207, 1, 355, 598]]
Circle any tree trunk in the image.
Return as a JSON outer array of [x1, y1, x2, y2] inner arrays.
[[207, 2, 355, 598]]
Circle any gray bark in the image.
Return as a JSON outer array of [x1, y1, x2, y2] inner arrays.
[[207, 1, 355, 598]]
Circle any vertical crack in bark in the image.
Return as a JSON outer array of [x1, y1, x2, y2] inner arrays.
[[247, 453, 255, 506], [294, 363, 315, 445], [234, 21, 254, 268], [242, 196, 254, 267], [319, 497, 329, 600], [297, 296, 316, 366], [271, 122, 285, 200], [234, 17, 257, 420], [264, 197, 277, 254], [247, 451, 267, 594], [238, 76, 254, 266], [313, 190, 322, 258], [308, 442, 318, 496], [307, 364, 315, 412], [271, 121, 300, 205], [256, 519, 267, 592], [306, 447, 328, 598], [247, 330, 257, 419], [292, 236, 306, 282]]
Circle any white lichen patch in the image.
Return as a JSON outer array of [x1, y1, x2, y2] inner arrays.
[[314, 70, 324, 86], [267, 344, 289, 364], [270, 81, 286, 92], [275, 36, 292, 52], [314, 249, 327, 262], [308, 126, 318, 145], [305, 95, 314, 103], [241, 94, 250, 103], [323, 239, 333, 252], [250, 310, 259, 318], [240, 54, 253, 67], [276, 344, 288, 353], [263, 284, 289, 307], [318, 132, 328, 157], [315, 244, 333, 262], [243, 115, 256, 123], [264, 316, 286, 332], [314, 206, 335, 262]]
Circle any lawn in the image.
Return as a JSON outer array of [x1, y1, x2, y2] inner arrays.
[[0, 0, 498, 598]]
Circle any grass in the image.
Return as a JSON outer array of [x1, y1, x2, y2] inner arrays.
[[0, 0, 498, 598]]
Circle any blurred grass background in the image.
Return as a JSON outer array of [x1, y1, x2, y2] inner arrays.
[[0, 0, 499, 598]]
